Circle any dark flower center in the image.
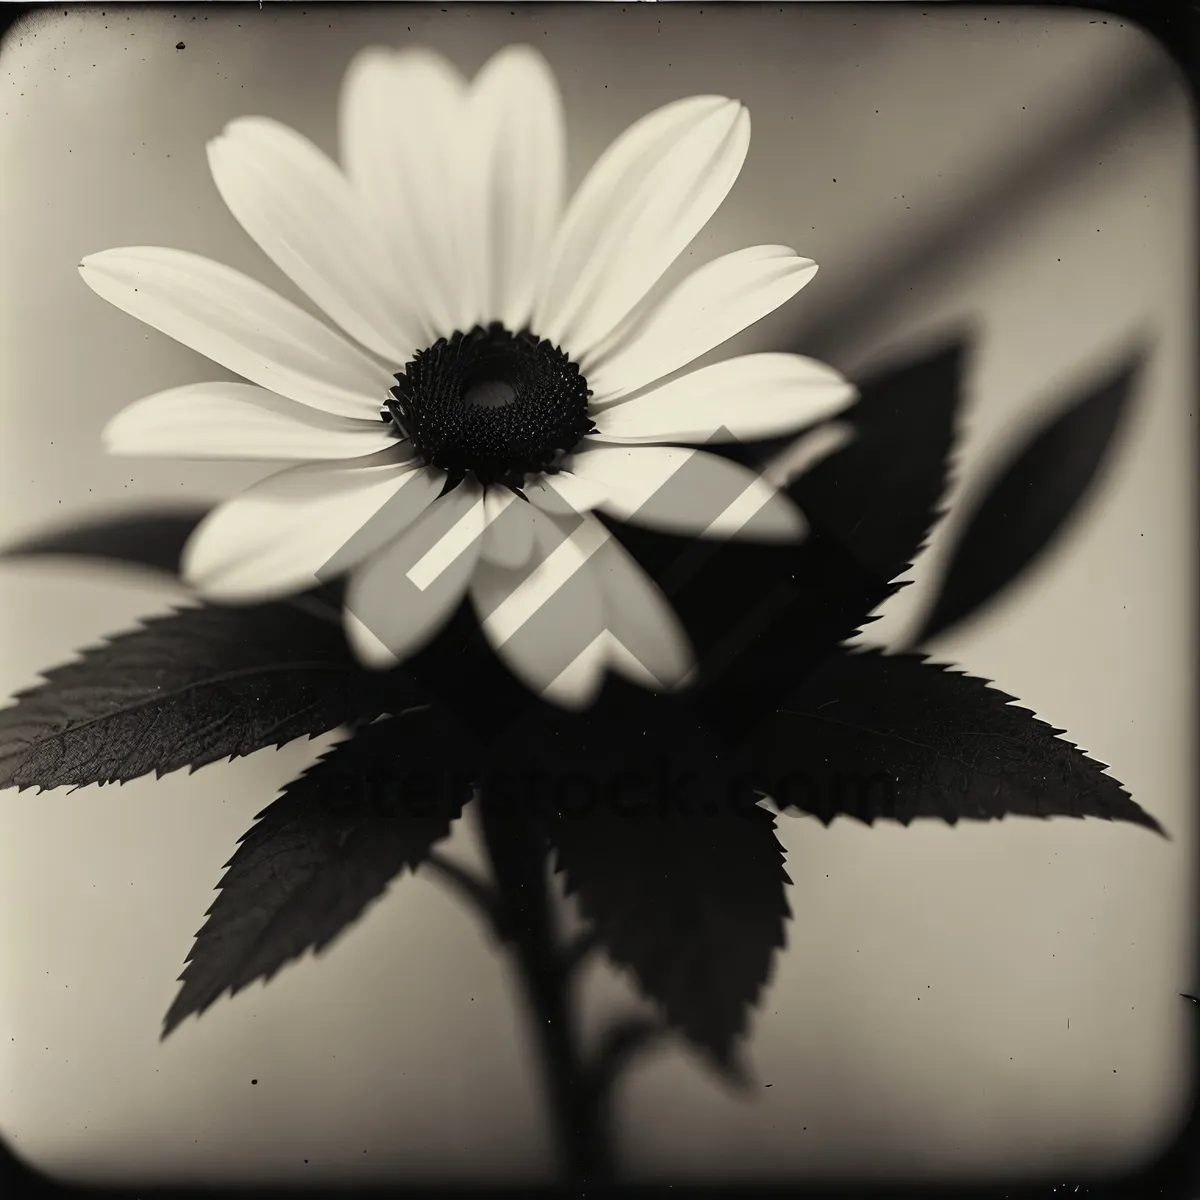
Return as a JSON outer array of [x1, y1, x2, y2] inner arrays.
[[382, 323, 595, 492]]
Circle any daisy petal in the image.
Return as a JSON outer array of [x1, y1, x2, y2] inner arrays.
[[207, 117, 423, 363], [589, 353, 856, 445], [524, 470, 610, 518], [536, 96, 750, 358], [533, 95, 726, 343], [79, 247, 393, 418], [584, 247, 819, 399], [467, 45, 567, 332], [182, 453, 443, 601], [344, 481, 486, 669], [604, 631, 691, 691], [760, 420, 857, 488], [566, 442, 807, 542], [480, 488, 537, 569], [339, 47, 473, 341], [540, 633, 612, 710], [469, 507, 607, 709], [103, 382, 400, 461], [590, 531, 694, 691]]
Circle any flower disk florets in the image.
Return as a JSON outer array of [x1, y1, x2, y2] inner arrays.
[[382, 322, 595, 491]]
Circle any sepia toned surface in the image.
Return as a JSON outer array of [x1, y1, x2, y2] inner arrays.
[[0, 2, 1194, 1185]]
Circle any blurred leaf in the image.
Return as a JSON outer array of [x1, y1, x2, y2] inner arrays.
[[0, 603, 414, 791], [789, 334, 967, 584], [163, 709, 473, 1036], [675, 334, 970, 735], [516, 699, 790, 1074], [0, 506, 209, 577], [602, 501, 890, 749], [914, 353, 1142, 644], [741, 648, 1164, 834]]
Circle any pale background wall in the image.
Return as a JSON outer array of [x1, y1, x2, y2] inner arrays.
[[0, 2, 1193, 1186]]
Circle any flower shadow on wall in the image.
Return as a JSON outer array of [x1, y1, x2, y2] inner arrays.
[[0, 329, 1162, 1183]]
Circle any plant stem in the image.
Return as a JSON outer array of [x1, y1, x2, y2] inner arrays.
[[478, 796, 613, 1185]]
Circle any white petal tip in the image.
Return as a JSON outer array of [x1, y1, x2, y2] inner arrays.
[[540, 681, 602, 712], [218, 115, 263, 136], [663, 651, 699, 691], [717, 496, 809, 544], [485, 43, 549, 69], [78, 250, 118, 273], [540, 671, 606, 712], [535, 633, 615, 710], [184, 570, 313, 607], [351, 44, 465, 88], [761, 509, 810, 543], [98, 427, 128, 456], [77, 250, 129, 287], [604, 634, 696, 694], [204, 140, 230, 174], [180, 532, 321, 607], [824, 388, 859, 424], [99, 407, 149, 455], [763, 419, 859, 487], [345, 610, 402, 671]]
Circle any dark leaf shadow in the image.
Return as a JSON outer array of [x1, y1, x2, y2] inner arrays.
[[912, 349, 1145, 645], [664, 330, 973, 738], [162, 708, 475, 1038], [787, 332, 969, 584], [740, 647, 1165, 836], [0, 506, 210, 577], [0, 504, 348, 620]]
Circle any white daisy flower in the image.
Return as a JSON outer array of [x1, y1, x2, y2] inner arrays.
[[79, 45, 856, 709]]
